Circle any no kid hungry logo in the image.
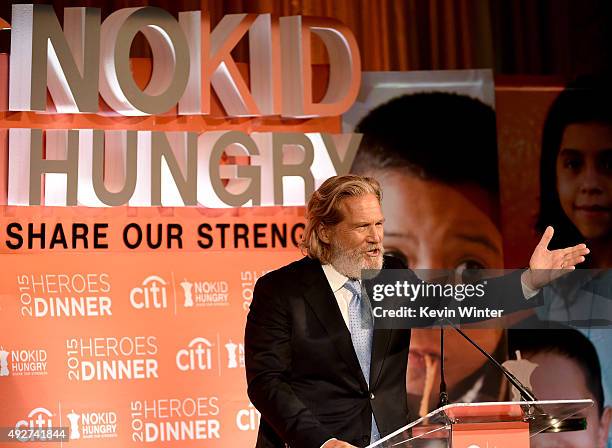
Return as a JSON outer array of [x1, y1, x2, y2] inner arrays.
[[4, 5, 363, 208]]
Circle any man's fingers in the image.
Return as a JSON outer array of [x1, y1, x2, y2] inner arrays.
[[537, 226, 554, 249], [562, 255, 586, 268], [558, 244, 589, 265], [565, 243, 590, 256]]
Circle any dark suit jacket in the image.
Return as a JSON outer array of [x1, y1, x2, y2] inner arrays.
[[244, 256, 532, 448]]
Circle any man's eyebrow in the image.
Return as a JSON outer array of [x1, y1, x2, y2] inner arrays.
[[351, 218, 385, 226]]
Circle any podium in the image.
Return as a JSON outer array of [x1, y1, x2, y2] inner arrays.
[[368, 399, 594, 448]]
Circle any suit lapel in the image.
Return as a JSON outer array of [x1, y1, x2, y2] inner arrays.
[[369, 329, 392, 388], [299, 258, 368, 389], [364, 271, 393, 389]]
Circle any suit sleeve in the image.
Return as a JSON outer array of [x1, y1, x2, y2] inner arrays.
[[476, 269, 543, 315], [383, 254, 544, 314], [431, 269, 543, 324], [369, 265, 543, 327], [245, 276, 333, 448]]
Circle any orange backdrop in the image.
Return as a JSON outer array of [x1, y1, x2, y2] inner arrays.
[[0, 52, 337, 446]]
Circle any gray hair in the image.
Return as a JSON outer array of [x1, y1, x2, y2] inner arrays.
[[300, 175, 382, 263]]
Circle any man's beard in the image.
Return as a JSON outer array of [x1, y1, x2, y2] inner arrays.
[[329, 241, 384, 279]]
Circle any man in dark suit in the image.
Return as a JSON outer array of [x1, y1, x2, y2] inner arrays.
[[245, 175, 589, 448]]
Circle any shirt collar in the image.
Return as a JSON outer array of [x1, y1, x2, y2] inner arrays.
[[322, 263, 359, 293]]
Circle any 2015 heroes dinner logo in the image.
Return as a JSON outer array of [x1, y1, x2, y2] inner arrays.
[[130, 396, 220, 443], [66, 336, 158, 382], [17, 273, 112, 319]]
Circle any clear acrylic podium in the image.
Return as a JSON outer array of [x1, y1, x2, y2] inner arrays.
[[368, 399, 594, 448]]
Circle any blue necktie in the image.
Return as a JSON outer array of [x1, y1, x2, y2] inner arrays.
[[344, 279, 380, 443]]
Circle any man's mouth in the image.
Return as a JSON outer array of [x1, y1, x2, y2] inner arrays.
[[366, 248, 381, 257]]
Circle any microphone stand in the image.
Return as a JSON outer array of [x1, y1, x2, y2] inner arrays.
[[427, 306, 591, 438], [437, 326, 449, 408], [445, 320, 538, 402], [438, 319, 588, 432]]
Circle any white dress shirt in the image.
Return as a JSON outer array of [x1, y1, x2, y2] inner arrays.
[[321, 263, 356, 328]]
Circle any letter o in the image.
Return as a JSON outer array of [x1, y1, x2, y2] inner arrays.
[[123, 223, 143, 249], [100, 7, 190, 115]]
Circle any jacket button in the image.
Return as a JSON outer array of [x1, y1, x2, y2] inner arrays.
[[369, 392, 375, 400]]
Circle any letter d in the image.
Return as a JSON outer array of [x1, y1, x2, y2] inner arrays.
[[145, 422, 158, 442], [81, 361, 94, 381], [33, 297, 48, 317]]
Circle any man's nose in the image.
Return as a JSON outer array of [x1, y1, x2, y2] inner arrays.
[[367, 226, 381, 243]]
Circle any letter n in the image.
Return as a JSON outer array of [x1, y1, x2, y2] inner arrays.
[[9, 4, 100, 113]]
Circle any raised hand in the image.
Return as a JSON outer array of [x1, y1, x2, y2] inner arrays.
[[523, 226, 590, 290]]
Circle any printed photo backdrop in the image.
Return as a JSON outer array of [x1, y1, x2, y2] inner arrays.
[[344, 70, 510, 420], [497, 78, 612, 448]]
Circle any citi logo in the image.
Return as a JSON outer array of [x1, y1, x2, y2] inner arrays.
[[16, 407, 54, 430], [176, 337, 213, 372], [236, 403, 261, 431], [130, 276, 168, 310]]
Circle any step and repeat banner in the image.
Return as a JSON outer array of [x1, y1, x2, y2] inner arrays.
[[0, 5, 355, 446], [0, 4, 610, 448]]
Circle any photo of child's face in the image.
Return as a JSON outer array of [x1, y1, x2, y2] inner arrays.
[[377, 172, 505, 405], [380, 172, 503, 272], [527, 351, 612, 448], [556, 122, 612, 240]]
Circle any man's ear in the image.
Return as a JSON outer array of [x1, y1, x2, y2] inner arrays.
[[318, 224, 331, 244], [597, 406, 612, 448]]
